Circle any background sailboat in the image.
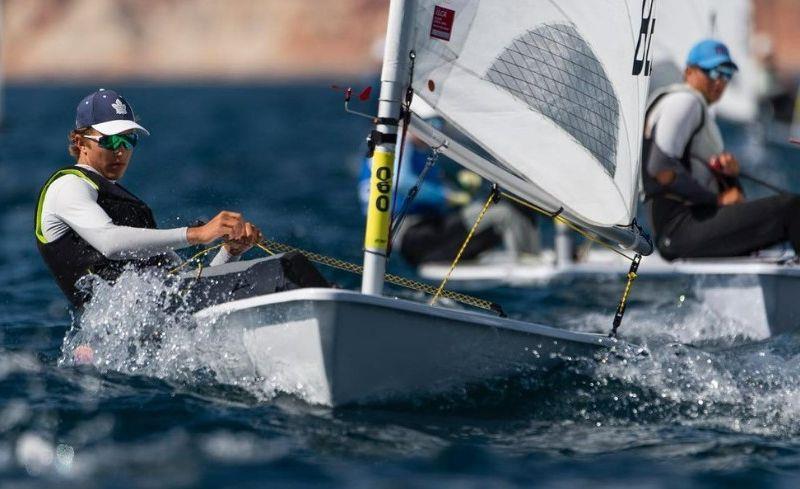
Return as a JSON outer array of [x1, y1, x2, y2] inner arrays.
[[417, 1, 800, 341]]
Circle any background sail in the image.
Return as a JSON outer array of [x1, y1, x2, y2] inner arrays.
[[648, 0, 759, 123], [409, 0, 653, 228]]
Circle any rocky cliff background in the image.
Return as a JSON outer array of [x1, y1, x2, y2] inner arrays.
[[2, 0, 388, 81], [1, 0, 798, 82]]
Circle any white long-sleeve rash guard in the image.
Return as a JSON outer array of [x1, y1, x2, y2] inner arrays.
[[39, 165, 237, 267]]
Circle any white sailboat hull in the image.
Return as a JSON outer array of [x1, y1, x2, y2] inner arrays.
[[195, 288, 616, 406], [419, 253, 800, 339]]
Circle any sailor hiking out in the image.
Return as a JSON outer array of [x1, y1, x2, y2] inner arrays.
[[35, 89, 263, 307], [642, 40, 800, 259]]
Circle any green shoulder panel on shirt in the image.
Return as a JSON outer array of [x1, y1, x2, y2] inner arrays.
[[35, 168, 100, 244]]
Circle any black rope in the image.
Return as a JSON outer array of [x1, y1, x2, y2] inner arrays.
[[386, 50, 416, 259], [490, 184, 501, 203], [389, 147, 441, 244], [738, 172, 789, 195], [490, 303, 507, 318], [630, 218, 654, 251]]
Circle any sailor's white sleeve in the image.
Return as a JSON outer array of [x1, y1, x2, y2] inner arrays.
[[652, 93, 704, 158], [48, 175, 190, 260]]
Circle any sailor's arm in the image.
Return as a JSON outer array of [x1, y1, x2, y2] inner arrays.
[[47, 176, 189, 261], [48, 177, 259, 263], [647, 94, 717, 205], [646, 144, 718, 205]]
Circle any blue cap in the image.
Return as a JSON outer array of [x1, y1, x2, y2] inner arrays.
[[75, 89, 150, 135], [686, 39, 739, 71]]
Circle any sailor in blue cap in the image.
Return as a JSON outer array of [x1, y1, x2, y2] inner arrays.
[[35, 89, 263, 307], [641, 40, 800, 259]]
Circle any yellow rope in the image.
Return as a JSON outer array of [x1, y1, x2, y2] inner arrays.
[[168, 243, 224, 275], [610, 253, 642, 336], [255, 240, 500, 313], [430, 191, 497, 306], [619, 271, 638, 306], [499, 191, 635, 263]]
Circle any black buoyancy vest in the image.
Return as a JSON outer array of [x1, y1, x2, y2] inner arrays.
[[641, 86, 739, 202], [35, 165, 171, 307], [641, 91, 706, 200]]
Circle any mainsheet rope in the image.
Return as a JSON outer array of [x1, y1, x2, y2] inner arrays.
[[168, 243, 223, 278], [430, 187, 499, 306], [167, 237, 505, 316]]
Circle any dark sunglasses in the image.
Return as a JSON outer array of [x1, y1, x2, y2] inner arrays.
[[702, 66, 735, 82], [83, 133, 139, 150]]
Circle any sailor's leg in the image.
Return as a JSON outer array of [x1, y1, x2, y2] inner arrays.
[[658, 194, 800, 258], [460, 201, 540, 256], [398, 214, 501, 265]]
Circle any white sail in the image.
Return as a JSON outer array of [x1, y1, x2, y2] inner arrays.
[[407, 0, 654, 229], [648, 0, 759, 123]]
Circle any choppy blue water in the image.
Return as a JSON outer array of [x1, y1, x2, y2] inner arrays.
[[3, 83, 800, 488]]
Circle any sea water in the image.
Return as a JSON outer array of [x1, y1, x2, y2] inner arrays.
[[2, 84, 800, 487]]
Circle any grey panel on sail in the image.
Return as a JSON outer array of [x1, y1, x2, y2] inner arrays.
[[485, 24, 620, 177]]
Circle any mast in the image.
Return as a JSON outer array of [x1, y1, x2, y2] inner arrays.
[[361, 0, 413, 295]]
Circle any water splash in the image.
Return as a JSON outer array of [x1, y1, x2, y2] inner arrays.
[[58, 269, 261, 395], [561, 276, 777, 345], [53, 267, 800, 442], [581, 333, 800, 438]]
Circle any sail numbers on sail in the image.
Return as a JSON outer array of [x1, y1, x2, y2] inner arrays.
[[632, 0, 657, 76]]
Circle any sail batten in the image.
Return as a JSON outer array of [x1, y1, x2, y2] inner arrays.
[[408, 0, 654, 229]]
